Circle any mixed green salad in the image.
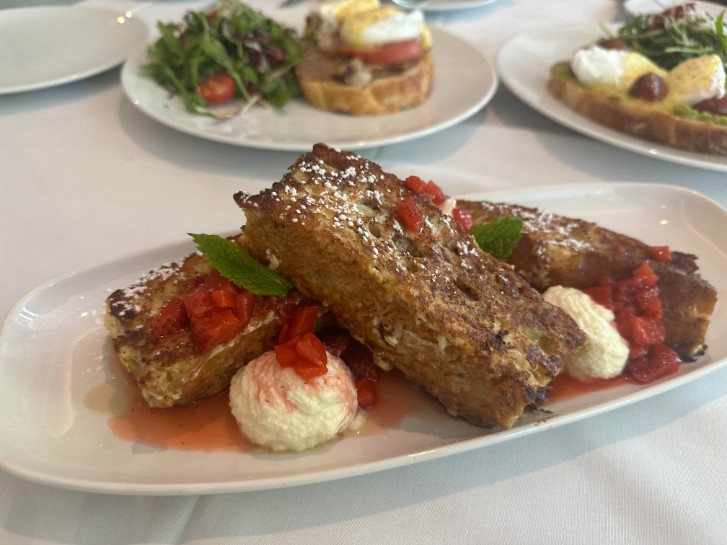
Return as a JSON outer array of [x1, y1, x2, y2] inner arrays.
[[144, 0, 304, 116], [616, 3, 727, 69]]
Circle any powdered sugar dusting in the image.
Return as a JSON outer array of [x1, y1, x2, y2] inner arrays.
[[110, 260, 184, 317]]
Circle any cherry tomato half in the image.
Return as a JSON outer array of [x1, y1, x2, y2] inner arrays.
[[196, 72, 236, 105]]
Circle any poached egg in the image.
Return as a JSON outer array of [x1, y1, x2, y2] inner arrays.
[[340, 6, 429, 50], [570, 45, 727, 107], [666, 54, 726, 106], [570, 45, 667, 93], [317, 0, 430, 51]]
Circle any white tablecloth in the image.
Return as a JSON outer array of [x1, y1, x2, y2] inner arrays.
[[1, 0, 726, 543]]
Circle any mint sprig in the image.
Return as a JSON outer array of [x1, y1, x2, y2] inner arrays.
[[189, 233, 293, 297], [470, 217, 524, 261]]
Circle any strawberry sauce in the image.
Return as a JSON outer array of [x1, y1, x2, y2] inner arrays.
[[94, 354, 440, 453], [547, 372, 630, 402]]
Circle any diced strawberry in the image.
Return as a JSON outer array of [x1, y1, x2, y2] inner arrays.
[[291, 359, 328, 381], [233, 291, 256, 327], [209, 289, 237, 309], [614, 304, 636, 341], [584, 284, 614, 310], [397, 197, 424, 232], [189, 308, 243, 353], [650, 245, 672, 262], [278, 305, 318, 343], [636, 285, 662, 319], [274, 332, 328, 380], [627, 343, 681, 384], [150, 297, 188, 338], [630, 315, 665, 347], [452, 208, 474, 231], [632, 262, 659, 286], [629, 344, 649, 361], [183, 290, 214, 317], [321, 333, 351, 357], [274, 339, 301, 368], [342, 339, 378, 381], [198, 269, 239, 293], [422, 180, 447, 205], [404, 175, 427, 193], [295, 332, 328, 367], [404, 176, 448, 205], [355, 378, 377, 409]]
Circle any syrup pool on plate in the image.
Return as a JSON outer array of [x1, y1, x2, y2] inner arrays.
[[547, 372, 630, 402], [89, 352, 446, 453], [91, 346, 635, 453]]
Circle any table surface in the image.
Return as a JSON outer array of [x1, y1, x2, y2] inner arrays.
[[2, 0, 727, 543]]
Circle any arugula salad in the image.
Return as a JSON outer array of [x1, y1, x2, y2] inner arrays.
[[144, 0, 304, 116], [616, 3, 727, 69]]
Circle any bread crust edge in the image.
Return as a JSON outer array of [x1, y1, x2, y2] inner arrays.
[[296, 52, 434, 116], [547, 65, 727, 155]]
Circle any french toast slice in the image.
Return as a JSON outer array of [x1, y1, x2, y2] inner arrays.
[[234, 144, 586, 429], [456, 200, 717, 359], [104, 234, 312, 408]]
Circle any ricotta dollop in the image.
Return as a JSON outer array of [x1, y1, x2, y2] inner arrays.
[[544, 286, 629, 381], [229, 350, 358, 452]]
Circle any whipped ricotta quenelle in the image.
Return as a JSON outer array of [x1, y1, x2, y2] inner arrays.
[[543, 286, 629, 382], [229, 350, 358, 452]]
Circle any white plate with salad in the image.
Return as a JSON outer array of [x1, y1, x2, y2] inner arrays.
[[121, 21, 497, 151], [0, 6, 148, 95], [0, 182, 725, 495]]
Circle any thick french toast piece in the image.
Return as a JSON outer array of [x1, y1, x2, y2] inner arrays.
[[234, 144, 585, 429], [105, 234, 308, 408], [457, 200, 717, 359]]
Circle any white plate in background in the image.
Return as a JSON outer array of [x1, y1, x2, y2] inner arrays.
[[0, 182, 725, 495], [423, 0, 499, 12], [0, 6, 148, 94], [624, 0, 725, 17], [121, 28, 497, 151], [497, 25, 727, 173]]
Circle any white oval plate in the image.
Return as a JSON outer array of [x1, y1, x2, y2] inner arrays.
[[0, 6, 148, 95], [496, 25, 727, 173], [1, 183, 726, 495], [121, 27, 497, 151]]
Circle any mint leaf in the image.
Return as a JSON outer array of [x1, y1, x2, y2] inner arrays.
[[189, 233, 293, 297], [470, 217, 524, 261]]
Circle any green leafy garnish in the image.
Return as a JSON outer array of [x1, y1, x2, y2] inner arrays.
[[616, 6, 727, 69], [470, 217, 524, 261], [143, 0, 304, 115], [189, 233, 293, 297]]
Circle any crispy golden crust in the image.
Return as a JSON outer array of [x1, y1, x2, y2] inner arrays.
[[296, 49, 433, 116], [235, 144, 585, 429], [457, 200, 718, 359], [547, 66, 727, 155], [104, 234, 307, 408]]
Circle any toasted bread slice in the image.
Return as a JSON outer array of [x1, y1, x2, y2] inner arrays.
[[295, 47, 433, 115], [456, 199, 717, 359], [104, 234, 312, 408], [234, 144, 585, 429], [547, 62, 727, 155]]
